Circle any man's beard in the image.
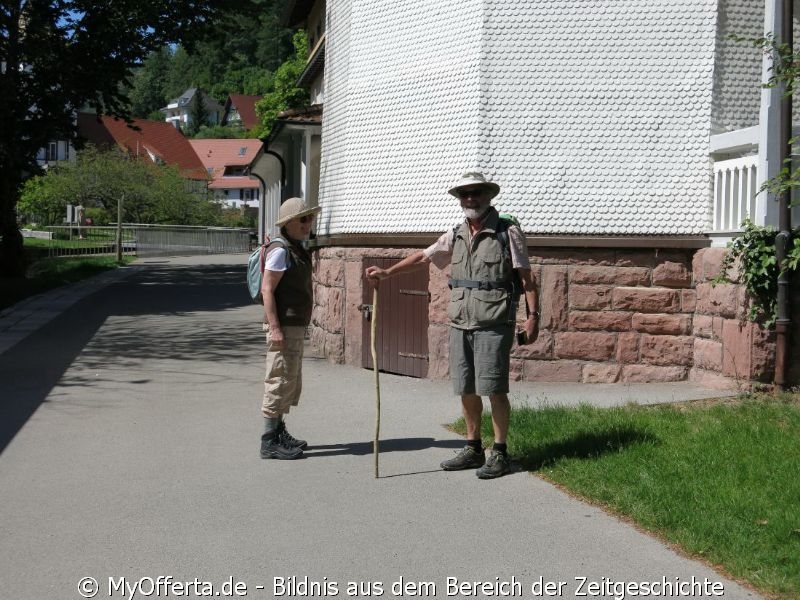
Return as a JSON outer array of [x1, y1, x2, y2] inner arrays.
[[462, 203, 491, 220]]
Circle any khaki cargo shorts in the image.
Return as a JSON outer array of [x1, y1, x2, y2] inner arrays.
[[262, 324, 306, 417], [449, 324, 513, 396]]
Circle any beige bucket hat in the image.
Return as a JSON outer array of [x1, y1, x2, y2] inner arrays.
[[274, 197, 322, 227], [447, 171, 500, 199]]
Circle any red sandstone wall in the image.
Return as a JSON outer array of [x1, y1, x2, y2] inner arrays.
[[310, 245, 781, 388]]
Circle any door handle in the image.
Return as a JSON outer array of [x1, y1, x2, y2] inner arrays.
[[358, 303, 373, 321]]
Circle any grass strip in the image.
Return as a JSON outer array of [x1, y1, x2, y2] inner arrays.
[[0, 255, 133, 311], [453, 395, 800, 598]]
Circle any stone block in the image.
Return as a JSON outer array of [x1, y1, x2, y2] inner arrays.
[[555, 331, 616, 361], [570, 285, 613, 310], [511, 330, 554, 359], [315, 285, 344, 334], [693, 338, 723, 371], [315, 256, 345, 287], [750, 324, 776, 381], [692, 314, 714, 338], [614, 250, 655, 268], [632, 313, 692, 335], [681, 289, 697, 313], [652, 260, 692, 287], [569, 310, 632, 331], [693, 247, 727, 282], [582, 363, 621, 383], [510, 359, 524, 382], [531, 249, 615, 265], [621, 364, 687, 382], [428, 266, 450, 325], [695, 282, 741, 318], [541, 266, 568, 330], [427, 324, 450, 380], [721, 319, 752, 380], [616, 332, 639, 363], [569, 265, 650, 286], [523, 359, 583, 382], [612, 287, 680, 313], [640, 334, 694, 366]]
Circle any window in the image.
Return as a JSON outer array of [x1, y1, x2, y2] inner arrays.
[[46, 142, 57, 162]]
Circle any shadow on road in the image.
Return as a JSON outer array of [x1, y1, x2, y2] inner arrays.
[[0, 262, 255, 454]]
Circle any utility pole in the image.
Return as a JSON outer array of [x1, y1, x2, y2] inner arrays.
[[774, 0, 793, 388]]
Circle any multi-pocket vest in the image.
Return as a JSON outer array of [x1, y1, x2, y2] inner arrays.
[[269, 237, 314, 327], [447, 209, 515, 330]]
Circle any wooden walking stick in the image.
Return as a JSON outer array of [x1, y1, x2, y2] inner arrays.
[[370, 287, 381, 478]]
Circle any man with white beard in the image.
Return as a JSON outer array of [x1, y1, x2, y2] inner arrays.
[[365, 172, 539, 479]]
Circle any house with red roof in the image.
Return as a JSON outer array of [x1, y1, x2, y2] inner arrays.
[[188, 139, 264, 209], [222, 95, 263, 132], [77, 113, 209, 192]]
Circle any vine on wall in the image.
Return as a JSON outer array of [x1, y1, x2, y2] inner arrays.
[[714, 219, 800, 328]]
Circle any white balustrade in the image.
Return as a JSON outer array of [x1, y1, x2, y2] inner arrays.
[[712, 156, 758, 232]]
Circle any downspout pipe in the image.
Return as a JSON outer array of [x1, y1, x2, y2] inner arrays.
[[774, 0, 793, 388]]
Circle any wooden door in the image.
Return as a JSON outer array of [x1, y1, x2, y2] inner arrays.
[[361, 257, 429, 377]]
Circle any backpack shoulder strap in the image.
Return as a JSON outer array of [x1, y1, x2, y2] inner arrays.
[[495, 216, 511, 264], [265, 237, 292, 269]]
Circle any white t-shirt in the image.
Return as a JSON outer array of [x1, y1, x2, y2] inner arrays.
[[264, 247, 290, 272]]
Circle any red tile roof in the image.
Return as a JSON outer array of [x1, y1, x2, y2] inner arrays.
[[188, 139, 264, 191], [224, 95, 263, 130], [77, 113, 208, 181]]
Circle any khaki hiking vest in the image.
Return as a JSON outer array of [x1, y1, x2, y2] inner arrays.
[[270, 237, 314, 327], [447, 208, 514, 330]]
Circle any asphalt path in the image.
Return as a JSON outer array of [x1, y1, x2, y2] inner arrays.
[[0, 255, 759, 599]]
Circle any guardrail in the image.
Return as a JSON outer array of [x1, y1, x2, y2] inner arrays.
[[45, 224, 251, 258]]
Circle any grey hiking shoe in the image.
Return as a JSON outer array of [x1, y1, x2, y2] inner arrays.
[[440, 445, 485, 471], [476, 449, 511, 479], [278, 421, 308, 449], [260, 433, 303, 460]]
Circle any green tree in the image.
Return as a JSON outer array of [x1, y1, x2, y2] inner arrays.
[[162, 0, 292, 104], [0, 0, 259, 277], [19, 146, 219, 227], [188, 88, 211, 136], [129, 47, 173, 119], [253, 30, 310, 138]]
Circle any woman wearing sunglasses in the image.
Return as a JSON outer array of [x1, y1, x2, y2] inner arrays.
[[259, 197, 321, 460]]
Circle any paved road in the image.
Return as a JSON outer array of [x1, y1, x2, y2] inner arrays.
[[0, 255, 759, 599]]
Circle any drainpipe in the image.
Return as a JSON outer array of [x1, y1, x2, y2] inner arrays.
[[774, 0, 793, 388]]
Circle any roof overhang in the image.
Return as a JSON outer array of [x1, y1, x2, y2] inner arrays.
[[297, 37, 325, 89], [268, 104, 323, 143]]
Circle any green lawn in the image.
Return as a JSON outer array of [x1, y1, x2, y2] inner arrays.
[[1, 247, 133, 311], [455, 394, 800, 599]]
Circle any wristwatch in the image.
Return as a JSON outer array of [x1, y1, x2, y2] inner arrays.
[[530, 310, 540, 319]]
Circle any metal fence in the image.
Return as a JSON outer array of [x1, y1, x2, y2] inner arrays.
[[45, 224, 251, 258]]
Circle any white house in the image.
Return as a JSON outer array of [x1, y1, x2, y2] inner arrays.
[[161, 88, 223, 132], [189, 139, 264, 209], [302, 0, 799, 387]]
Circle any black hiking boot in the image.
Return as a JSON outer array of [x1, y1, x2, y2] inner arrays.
[[260, 433, 303, 460], [278, 421, 308, 449], [440, 445, 485, 471], [476, 449, 511, 479]]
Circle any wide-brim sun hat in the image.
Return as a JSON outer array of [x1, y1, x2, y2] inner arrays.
[[274, 197, 322, 227], [447, 171, 500, 200]]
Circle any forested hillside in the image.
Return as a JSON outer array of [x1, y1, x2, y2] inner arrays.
[[127, 0, 296, 122]]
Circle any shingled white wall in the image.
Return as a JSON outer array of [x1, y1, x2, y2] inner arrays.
[[320, 0, 485, 234], [318, 0, 763, 237]]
